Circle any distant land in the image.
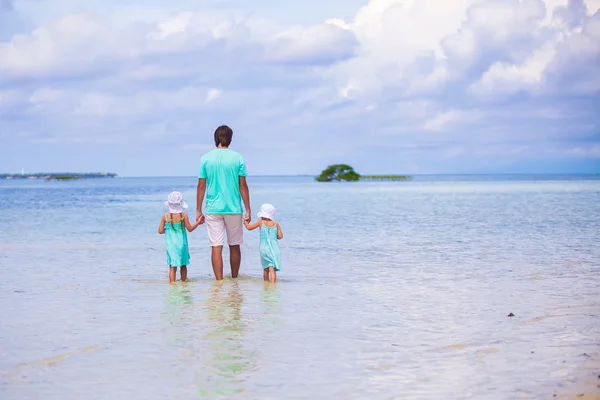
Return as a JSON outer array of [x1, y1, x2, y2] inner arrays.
[[315, 164, 413, 182], [0, 172, 117, 180]]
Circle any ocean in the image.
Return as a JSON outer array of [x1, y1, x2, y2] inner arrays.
[[1, 175, 599, 399]]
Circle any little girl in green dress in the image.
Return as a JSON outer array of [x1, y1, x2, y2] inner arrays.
[[158, 191, 204, 283], [244, 203, 283, 283]]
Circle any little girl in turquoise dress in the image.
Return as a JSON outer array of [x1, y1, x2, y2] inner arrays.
[[158, 191, 204, 283], [244, 203, 283, 283]]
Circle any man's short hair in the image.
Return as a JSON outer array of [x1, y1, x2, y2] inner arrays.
[[214, 125, 233, 147]]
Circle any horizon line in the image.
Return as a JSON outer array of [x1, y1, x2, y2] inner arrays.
[[2, 172, 598, 178], [114, 172, 599, 178]]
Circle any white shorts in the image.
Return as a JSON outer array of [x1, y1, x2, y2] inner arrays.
[[206, 214, 244, 247]]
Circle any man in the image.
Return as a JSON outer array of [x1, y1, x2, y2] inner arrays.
[[196, 125, 251, 280]]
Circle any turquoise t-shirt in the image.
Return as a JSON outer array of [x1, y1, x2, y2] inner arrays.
[[199, 149, 247, 214]]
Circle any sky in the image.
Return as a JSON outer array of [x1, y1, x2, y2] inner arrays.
[[0, 0, 599, 176]]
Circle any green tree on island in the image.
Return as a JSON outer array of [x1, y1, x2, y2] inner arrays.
[[316, 164, 361, 182]]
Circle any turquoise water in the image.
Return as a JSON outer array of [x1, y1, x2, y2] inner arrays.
[[1, 175, 599, 399]]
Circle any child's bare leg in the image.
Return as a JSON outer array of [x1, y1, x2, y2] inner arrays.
[[180, 266, 188, 282], [269, 266, 276, 283], [263, 268, 269, 281], [169, 267, 177, 283]]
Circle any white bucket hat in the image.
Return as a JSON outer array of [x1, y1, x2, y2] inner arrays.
[[257, 203, 276, 220], [164, 191, 188, 214]]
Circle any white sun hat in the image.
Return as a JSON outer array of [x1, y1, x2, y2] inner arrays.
[[164, 191, 188, 214], [257, 203, 276, 220]]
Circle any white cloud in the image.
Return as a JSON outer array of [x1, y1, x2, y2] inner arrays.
[[149, 11, 195, 40], [0, 13, 141, 76], [321, 0, 600, 100], [71, 87, 230, 117], [466, 0, 546, 41], [325, 0, 475, 95], [423, 109, 483, 132], [588, 0, 600, 14], [29, 87, 62, 103], [265, 22, 356, 63], [566, 144, 600, 157], [205, 88, 221, 103], [470, 42, 557, 96], [0, 10, 356, 81]]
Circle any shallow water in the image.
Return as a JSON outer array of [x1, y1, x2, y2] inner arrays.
[[1, 175, 599, 399]]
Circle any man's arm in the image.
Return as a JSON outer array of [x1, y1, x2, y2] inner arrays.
[[196, 178, 206, 221], [240, 176, 251, 222]]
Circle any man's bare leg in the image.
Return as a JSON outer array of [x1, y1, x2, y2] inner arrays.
[[180, 266, 188, 282], [169, 267, 177, 283], [269, 266, 276, 283], [263, 268, 269, 281], [229, 245, 241, 278], [211, 246, 224, 280]]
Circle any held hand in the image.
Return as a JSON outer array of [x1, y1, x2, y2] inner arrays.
[[244, 210, 251, 223], [197, 214, 205, 225]]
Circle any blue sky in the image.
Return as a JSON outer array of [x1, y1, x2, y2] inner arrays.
[[1, 0, 599, 176]]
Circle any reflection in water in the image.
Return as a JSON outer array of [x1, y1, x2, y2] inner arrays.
[[164, 283, 194, 346], [166, 283, 194, 309], [196, 281, 256, 399], [261, 283, 282, 327]]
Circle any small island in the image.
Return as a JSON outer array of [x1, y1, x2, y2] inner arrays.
[[316, 164, 411, 182], [0, 172, 117, 181]]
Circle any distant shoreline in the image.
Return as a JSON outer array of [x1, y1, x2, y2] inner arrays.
[[119, 173, 598, 178], [360, 175, 412, 181], [2, 173, 596, 180], [0, 173, 117, 180]]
